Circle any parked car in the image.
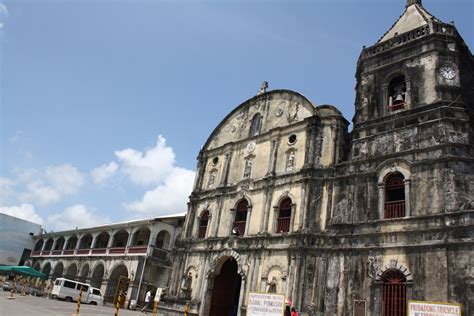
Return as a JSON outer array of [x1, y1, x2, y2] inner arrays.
[[52, 278, 103, 305]]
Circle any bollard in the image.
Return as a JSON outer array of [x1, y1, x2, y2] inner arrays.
[[74, 286, 83, 316], [184, 302, 189, 316], [114, 293, 122, 316], [7, 280, 16, 300], [152, 301, 159, 316]]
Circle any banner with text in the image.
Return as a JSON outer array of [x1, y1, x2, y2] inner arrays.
[[408, 300, 461, 316], [247, 292, 285, 316]]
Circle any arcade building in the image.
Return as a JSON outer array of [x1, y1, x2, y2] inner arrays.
[[27, 214, 184, 306], [159, 1, 474, 315]]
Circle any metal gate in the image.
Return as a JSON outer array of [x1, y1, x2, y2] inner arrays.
[[382, 270, 406, 316]]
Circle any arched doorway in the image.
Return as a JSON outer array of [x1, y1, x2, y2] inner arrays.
[[65, 263, 78, 280], [382, 269, 407, 316], [42, 262, 51, 278], [209, 258, 242, 316], [79, 264, 89, 283], [90, 263, 104, 288], [33, 262, 41, 271], [52, 262, 64, 281], [105, 264, 128, 303]]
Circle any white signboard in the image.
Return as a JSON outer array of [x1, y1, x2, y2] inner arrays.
[[247, 292, 285, 316], [154, 287, 163, 302], [408, 300, 461, 316]]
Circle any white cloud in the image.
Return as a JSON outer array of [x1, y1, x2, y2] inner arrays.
[[47, 204, 110, 231], [115, 135, 175, 186], [91, 161, 118, 184], [125, 167, 195, 215], [17, 164, 84, 206], [0, 204, 44, 225]]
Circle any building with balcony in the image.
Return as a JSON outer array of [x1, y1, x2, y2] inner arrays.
[[27, 213, 184, 306]]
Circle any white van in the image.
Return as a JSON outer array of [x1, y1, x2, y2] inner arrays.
[[52, 278, 104, 305]]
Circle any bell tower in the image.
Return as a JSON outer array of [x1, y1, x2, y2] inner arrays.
[[349, 0, 474, 213], [352, 0, 473, 151]]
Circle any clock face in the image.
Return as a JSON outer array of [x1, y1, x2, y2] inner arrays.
[[440, 66, 456, 80]]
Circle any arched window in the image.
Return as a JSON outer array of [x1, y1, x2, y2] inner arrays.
[[249, 113, 262, 137], [233, 200, 249, 236], [276, 198, 292, 233], [388, 75, 406, 111], [382, 269, 407, 316], [384, 172, 406, 218], [198, 211, 210, 239]]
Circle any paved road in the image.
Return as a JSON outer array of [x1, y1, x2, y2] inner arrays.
[[0, 291, 149, 316]]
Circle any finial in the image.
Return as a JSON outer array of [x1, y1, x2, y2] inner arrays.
[[406, 0, 422, 7], [258, 81, 268, 95]]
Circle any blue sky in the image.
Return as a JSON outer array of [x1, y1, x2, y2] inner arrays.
[[0, 0, 472, 231]]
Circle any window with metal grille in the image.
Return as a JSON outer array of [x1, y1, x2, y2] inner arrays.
[[382, 269, 407, 316], [233, 200, 248, 236], [384, 172, 406, 218], [198, 211, 209, 239], [276, 198, 292, 233]]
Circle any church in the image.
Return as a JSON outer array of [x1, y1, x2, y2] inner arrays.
[[159, 1, 473, 315]]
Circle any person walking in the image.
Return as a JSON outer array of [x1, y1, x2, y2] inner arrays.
[[291, 307, 299, 316], [141, 288, 152, 313], [285, 305, 291, 316]]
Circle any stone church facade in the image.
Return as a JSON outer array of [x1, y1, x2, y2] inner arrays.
[[160, 1, 473, 315]]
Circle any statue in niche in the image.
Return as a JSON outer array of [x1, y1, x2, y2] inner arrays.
[[180, 272, 193, 299], [243, 157, 253, 179], [267, 277, 277, 293], [208, 170, 217, 187], [286, 151, 295, 171], [287, 102, 299, 123]]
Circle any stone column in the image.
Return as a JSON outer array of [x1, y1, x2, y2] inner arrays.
[[75, 234, 83, 250], [213, 198, 223, 237], [229, 208, 236, 236], [404, 179, 411, 217], [62, 237, 70, 250], [304, 125, 316, 168], [90, 233, 99, 249], [271, 206, 278, 233], [126, 229, 134, 248], [286, 254, 296, 299], [244, 206, 252, 236], [260, 188, 273, 234], [220, 151, 232, 186], [378, 183, 385, 219], [107, 231, 115, 248], [41, 239, 48, 251], [405, 78, 412, 109], [250, 255, 261, 291], [184, 201, 196, 238], [289, 203, 297, 233], [382, 83, 389, 116], [51, 237, 59, 251], [238, 276, 247, 316], [298, 186, 306, 231], [266, 139, 278, 176]]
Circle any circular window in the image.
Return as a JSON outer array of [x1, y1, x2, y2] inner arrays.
[[288, 134, 297, 145], [212, 157, 219, 165]]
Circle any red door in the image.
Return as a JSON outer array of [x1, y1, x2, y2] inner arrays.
[[209, 259, 242, 316]]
